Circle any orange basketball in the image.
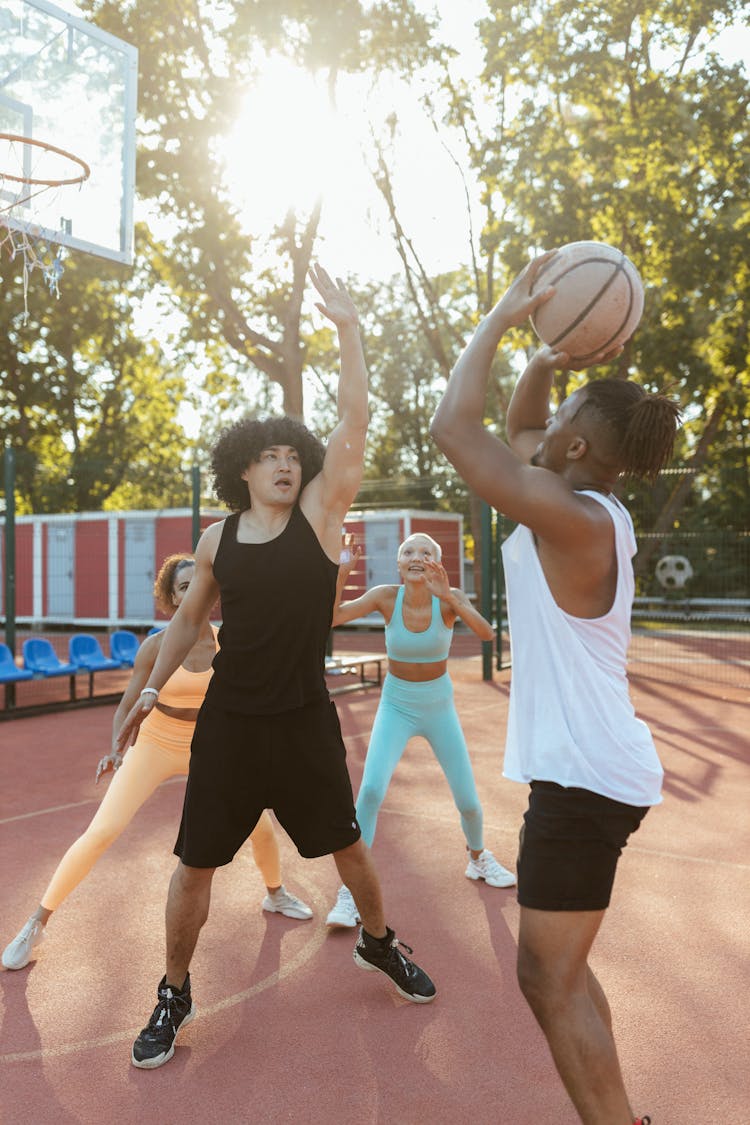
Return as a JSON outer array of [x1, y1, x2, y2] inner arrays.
[[530, 241, 644, 364]]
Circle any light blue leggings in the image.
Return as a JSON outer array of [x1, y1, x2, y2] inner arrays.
[[356, 672, 484, 850]]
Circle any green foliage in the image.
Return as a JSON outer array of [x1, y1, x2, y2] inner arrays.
[[0, 248, 188, 513], [82, 0, 441, 420], [430, 0, 750, 531]]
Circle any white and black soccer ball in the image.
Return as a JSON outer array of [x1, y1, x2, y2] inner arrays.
[[655, 555, 694, 590]]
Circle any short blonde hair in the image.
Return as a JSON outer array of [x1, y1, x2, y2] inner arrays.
[[398, 533, 442, 562]]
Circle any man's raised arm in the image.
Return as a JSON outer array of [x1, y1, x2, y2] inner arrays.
[[305, 265, 369, 523], [430, 253, 557, 510]]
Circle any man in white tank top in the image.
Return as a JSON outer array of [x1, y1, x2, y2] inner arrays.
[[431, 250, 680, 1125]]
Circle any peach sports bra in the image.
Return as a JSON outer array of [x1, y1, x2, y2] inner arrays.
[[157, 627, 218, 709]]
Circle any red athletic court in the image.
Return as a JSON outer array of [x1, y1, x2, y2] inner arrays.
[[1, 635, 747, 1124]]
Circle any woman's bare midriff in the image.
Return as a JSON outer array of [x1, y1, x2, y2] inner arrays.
[[155, 702, 201, 722], [387, 658, 448, 683]]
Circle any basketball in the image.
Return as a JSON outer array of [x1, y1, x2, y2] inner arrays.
[[529, 241, 644, 364]]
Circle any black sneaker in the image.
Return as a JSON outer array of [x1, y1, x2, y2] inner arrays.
[[353, 927, 436, 1003], [131, 974, 196, 1069]]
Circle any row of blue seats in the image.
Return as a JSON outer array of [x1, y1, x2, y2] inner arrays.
[[0, 630, 147, 684]]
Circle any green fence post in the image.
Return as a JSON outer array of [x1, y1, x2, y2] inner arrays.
[[3, 446, 16, 656], [495, 512, 505, 670], [480, 499, 493, 681], [191, 464, 201, 551], [3, 446, 17, 710]]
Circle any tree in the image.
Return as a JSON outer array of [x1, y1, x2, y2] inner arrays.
[[372, 0, 749, 542], [84, 0, 440, 420], [0, 245, 189, 513]]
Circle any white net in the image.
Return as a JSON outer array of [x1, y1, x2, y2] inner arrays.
[[0, 133, 89, 320]]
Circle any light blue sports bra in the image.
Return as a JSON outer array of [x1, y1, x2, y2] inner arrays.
[[385, 586, 453, 663]]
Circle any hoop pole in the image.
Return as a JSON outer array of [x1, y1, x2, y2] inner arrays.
[[0, 133, 90, 187]]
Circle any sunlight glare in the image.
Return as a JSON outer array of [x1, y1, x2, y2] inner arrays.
[[220, 58, 341, 227]]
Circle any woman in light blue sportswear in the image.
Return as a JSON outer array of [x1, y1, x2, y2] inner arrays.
[[326, 532, 516, 927]]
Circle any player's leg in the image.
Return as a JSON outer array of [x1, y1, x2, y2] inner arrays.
[[2, 722, 184, 971], [132, 703, 268, 1069], [326, 680, 412, 926], [515, 781, 648, 1122], [43, 724, 184, 911], [517, 905, 634, 1124], [355, 680, 414, 847], [422, 678, 516, 888], [272, 697, 436, 1004], [250, 810, 312, 920]]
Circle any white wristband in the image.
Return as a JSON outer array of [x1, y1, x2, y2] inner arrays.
[[140, 687, 159, 701]]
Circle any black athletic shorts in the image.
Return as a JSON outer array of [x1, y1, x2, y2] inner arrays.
[[174, 697, 361, 866], [516, 780, 649, 911]]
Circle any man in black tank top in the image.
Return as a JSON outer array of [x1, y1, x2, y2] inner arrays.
[[115, 265, 435, 1071]]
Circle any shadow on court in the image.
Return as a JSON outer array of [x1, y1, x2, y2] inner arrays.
[[0, 640, 748, 1123]]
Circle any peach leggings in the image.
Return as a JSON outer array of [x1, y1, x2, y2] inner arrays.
[[41, 709, 281, 911]]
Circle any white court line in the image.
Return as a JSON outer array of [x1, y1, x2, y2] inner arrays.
[[0, 910, 327, 1064], [382, 808, 750, 873], [0, 778, 184, 827]]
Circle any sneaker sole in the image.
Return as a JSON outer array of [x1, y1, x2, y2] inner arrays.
[[323, 909, 359, 927], [465, 871, 516, 889], [263, 907, 314, 920], [2, 930, 47, 971], [131, 1004, 196, 1069], [353, 949, 436, 1004]]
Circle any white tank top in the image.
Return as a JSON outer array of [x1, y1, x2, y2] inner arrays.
[[501, 490, 663, 806]]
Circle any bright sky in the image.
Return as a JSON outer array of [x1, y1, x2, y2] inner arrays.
[[218, 1, 487, 288], [50, 0, 748, 293], [217, 0, 750, 293], [44, 0, 750, 439]]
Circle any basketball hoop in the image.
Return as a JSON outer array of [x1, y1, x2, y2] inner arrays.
[[0, 133, 91, 321]]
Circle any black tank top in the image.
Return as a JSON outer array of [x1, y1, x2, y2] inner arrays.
[[207, 505, 338, 715]]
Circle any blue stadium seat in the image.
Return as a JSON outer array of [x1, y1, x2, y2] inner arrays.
[[110, 630, 139, 667], [23, 638, 77, 677], [146, 625, 165, 636], [69, 633, 120, 672], [0, 644, 34, 682]]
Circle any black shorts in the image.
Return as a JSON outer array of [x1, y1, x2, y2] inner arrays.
[[175, 697, 361, 866], [517, 781, 649, 911]]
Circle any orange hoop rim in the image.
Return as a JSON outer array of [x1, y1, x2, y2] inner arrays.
[[0, 133, 91, 187]]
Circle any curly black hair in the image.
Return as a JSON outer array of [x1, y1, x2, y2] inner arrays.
[[210, 416, 326, 511]]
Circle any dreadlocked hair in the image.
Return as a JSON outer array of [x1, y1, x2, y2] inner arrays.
[[211, 415, 326, 511], [577, 380, 682, 483]]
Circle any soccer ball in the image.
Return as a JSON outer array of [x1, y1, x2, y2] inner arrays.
[[655, 555, 693, 590]]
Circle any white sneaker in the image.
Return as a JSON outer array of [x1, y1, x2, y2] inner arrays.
[[2, 916, 47, 970], [465, 849, 516, 889], [262, 886, 313, 920], [326, 885, 360, 928]]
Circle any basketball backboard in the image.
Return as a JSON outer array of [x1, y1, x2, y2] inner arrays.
[[0, 0, 137, 264]]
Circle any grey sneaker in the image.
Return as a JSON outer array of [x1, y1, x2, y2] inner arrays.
[[326, 885, 359, 928], [465, 849, 516, 888], [262, 885, 313, 920], [2, 916, 47, 970]]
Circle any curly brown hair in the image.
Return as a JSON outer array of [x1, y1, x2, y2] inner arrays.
[[153, 554, 195, 615], [210, 415, 326, 511]]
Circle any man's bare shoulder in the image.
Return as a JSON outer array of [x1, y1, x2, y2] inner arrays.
[[195, 519, 229, 568]]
